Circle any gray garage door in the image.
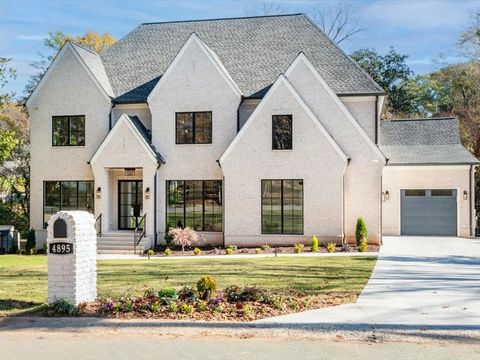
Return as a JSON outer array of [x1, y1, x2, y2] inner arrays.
[[401, 189, 457, 236]]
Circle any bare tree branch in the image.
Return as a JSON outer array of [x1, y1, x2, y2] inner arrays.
[[244, 0, 286, 16], [311, 1, 366, 44]]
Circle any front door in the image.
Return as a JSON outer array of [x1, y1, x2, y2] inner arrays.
[[118, 180, 143, 230]]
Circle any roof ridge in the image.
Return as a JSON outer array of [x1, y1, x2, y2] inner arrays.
[[384, 116, 456, 123], [141, 13, 305, 26], [69, 41, 99, 56]]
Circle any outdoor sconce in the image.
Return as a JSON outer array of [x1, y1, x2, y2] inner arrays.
[[382, 191, 390, 202], [145, 187, 150, 199], [96, 187, 102, 199], [463, 190, 468, 200]]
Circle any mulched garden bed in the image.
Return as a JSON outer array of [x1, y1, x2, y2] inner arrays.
[[71, 289, 357, 322], [149, 244, 379, 257]]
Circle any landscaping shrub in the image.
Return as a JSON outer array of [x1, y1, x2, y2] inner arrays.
[[224, 285, 263, 302], [228, 244, 237, 251], [179, 302, 194, 314], [43, 242, 48, 254], [243, 304, 252, 317], [197, 275, 217, 300], [164, 224, 174, 248], [225, 247, 233, 255], [311, 235, 319, 252], [327, 242, 336, 253], [294, 244, 304, 253], [24, 229, 35, 254], [158, 288, 177, 304], [358, 241, 368, 252], [164, 248, 172, 256], [355, 217, 368, 245], [197, 300, 208, 311], [167, 302, 177, 313], [147, 249, 154, 259], [261, 244, 270, 251], [49, 299, 78, 316], [177, 286, 198, 303], [29, 247, 37, 255], [193, 247, 201, 255], [168, 227, 199, 251], [255, 248, 262, 254]]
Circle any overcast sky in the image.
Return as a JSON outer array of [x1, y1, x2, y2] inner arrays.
[[1, 0, 478, 97]]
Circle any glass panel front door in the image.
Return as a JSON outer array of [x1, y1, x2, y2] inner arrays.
[[118, 180, 143, 230]]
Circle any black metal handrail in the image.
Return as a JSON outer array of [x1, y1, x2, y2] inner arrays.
[[95, 214, 102, 237], [134, 214, 146, 255]]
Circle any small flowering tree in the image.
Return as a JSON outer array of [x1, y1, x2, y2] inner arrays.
[[168, 227, 199, 252]]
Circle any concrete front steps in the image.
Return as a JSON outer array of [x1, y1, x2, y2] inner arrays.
[[97, 231, 149, 255]]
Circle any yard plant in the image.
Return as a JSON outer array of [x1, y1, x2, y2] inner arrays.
[[355, 217, 368, 245]]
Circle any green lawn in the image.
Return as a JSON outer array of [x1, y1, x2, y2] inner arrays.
[[0, 255, 376, 316]]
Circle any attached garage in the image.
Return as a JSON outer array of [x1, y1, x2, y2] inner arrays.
[[400, 189, 457, 236], [379, 117, 479, 238]]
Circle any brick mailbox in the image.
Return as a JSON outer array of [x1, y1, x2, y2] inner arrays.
[[47, 211, 97, 305]]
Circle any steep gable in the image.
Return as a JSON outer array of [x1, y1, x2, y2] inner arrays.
[[284, 53, 385, 162], [147, 33, 242, 102], [220, 75, 347, 166]]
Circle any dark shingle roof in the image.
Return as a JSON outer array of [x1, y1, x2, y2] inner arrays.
[[100, 14, 384, 103], [379, 118, 479, 165], [127, 115, 165, 163]]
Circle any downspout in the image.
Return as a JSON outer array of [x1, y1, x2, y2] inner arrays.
[[109, 102, 117, 130], [236, 97, 243, 133], [470, 164, 473, 237], [154, 164, 160, 248], [216, 159, 225, 248], [342, 158, 350, 245], [374, 95, 379, 144]]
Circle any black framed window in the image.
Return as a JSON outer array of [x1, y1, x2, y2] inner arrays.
[[175, 112, 212, 144], [43, 181, 94, 228], [52, 115, 85, 146], [166, 180, 222, 232], [261, 179, 303, 234], [272, 115, 292, 150]]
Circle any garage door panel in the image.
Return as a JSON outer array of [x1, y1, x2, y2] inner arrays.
[[401, 189, 456, 236]]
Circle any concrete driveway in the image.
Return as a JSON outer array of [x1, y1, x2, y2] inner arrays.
[[257, 236, 480, 328]]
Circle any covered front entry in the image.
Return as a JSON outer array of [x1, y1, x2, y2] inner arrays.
[[118, 180, 143, 230], [400, 189, 457, 236]]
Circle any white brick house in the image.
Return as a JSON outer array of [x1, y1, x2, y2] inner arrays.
[[27, 14, 479, 252]]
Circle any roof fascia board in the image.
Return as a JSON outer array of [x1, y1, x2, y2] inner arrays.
[[147, 33, 242, 102], [90, 114, 158, 165], [220, 74, 348, 164], [285, 53, 386, 162]]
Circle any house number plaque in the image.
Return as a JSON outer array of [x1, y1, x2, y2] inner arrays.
[[49, 242, 73, 254], [125, 168, 135, 176]]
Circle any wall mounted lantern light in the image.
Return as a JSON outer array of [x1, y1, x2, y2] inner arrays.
[[145, 187, 150, 199], [96, 187, 102, 199], [463, 190, 468, 200], [382, 190, 390, 202]]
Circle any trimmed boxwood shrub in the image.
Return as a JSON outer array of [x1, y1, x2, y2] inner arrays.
[[355, 217, 367, 245]]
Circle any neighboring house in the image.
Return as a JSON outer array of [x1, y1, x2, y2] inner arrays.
[[26, 14, 479, 252]]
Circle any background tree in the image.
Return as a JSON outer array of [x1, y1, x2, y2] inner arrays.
[[24, 31, 116, 99], [458, 10, 480, 62], [350, 48, 414, 116], [311, 0, 365, 44]]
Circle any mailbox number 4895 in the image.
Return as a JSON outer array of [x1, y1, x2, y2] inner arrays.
[[50, 243, 72, 254]]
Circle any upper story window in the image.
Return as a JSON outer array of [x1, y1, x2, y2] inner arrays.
[[176, 112, 212, 144], [52, 115, 85, 146], [272, 115, 292, 150]]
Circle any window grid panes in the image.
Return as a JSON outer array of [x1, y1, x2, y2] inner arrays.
[[43, 181, 94, 228], [262, 179, 303, 234], [175, 112, 212, 144], [272, 115, 293, 150], [166, 180, 222, 232], [52, 115, 85, 146]]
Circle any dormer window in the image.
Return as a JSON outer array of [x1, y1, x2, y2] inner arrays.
[[272, 115, 292, 150], [176, 112, 212, 144], [52, 115, 85, 146]]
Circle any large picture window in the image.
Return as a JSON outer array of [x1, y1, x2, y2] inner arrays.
[[272, 115, 292, 150], [261, 179, 303, 234], [52, 115, 85, 146], [43, 181, 94, 228], [175, 112, 212, 144], [166, 180, 222, 232]]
